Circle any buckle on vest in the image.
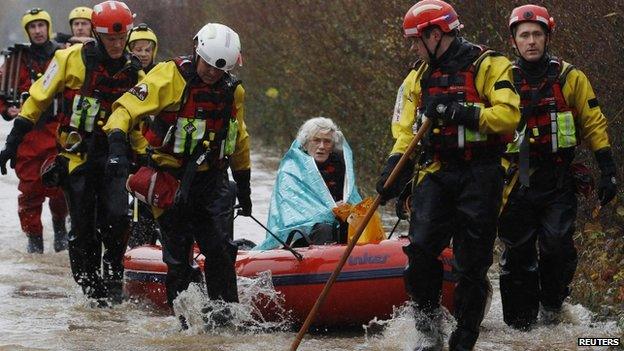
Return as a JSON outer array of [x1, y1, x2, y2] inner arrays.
[[183, 121, 197, 134], [64, 131, 83, 152]]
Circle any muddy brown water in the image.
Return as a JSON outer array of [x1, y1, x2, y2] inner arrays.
[[0, 131, 620, 350]]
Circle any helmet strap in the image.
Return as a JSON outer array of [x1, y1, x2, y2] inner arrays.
[[511, 36, 520, 58], [421, 35, 442, 66], [544, 33, 551, 57], [92, 29, 101, 44]]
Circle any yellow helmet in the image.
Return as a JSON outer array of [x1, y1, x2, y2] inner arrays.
[[21, 8, 53, 41], [128, 23, 158, 60], [68, 6, 93, 25]]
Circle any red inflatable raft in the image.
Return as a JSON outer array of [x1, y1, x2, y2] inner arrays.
[[124, 237, 456, 327]]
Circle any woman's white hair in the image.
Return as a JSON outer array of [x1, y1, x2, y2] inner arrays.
[[296, 117, 344, 152]]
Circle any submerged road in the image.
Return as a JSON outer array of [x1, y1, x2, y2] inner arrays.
[[0, 121, 619, 350]]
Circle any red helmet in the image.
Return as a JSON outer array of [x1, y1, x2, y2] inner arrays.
[[92, 1, 134, 34], [509, 4, 555, 33], [403, 0, 463, 38]]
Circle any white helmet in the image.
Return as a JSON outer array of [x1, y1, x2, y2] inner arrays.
[[194, 23, 242, 72]]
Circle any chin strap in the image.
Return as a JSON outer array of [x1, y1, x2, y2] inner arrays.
[[421, 36, 443, 66]]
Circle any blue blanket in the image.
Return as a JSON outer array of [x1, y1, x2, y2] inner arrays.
[[254, 139, 361, 250]]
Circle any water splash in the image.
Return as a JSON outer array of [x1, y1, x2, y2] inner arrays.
[[173, 270, 292, 334], [363, 302, 455, 350]]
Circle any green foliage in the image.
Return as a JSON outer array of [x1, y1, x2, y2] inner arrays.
[[200, 0, 624, 195], [574, 224, 624, 321], [201, 0, 411, 192]]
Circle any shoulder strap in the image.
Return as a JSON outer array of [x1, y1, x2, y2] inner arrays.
[[409, 59, 424, 74], [222, 73, 241, 104], [23, 51, 38, 82], [80, 41, 100, 96], [472, 48, 497, 74], [558, 61, 575, 87], [172, 55, 196, 82], [511, 64, 523, 92], [169, 56, 198, 110], [545, 57, 561, 85]]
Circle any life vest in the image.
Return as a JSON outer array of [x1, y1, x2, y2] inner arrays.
[[16, 43, 61, 125], [19, 52, 48, 89], [142, 56, 240, 166], [419, 46, 504, 162], [506, 58, 577, 156], [58, 42, 139, 142], [17, 42, 61, 90]]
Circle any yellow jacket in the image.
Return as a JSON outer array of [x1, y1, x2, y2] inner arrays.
[[390, 53, 521, 156], [499, 61, 611, 211], [19, 43, 146, 172], [21, 44, 85, 125], [103, 60, 251, 171], [559, 61, 610, 151]]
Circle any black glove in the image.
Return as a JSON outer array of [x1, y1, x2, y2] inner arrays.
[[0, 117, 33, 175], [376, 154, 415, 205], [41, 155, 68, 187], [595, 148, 617, 206], [424, 96, 480, 129], [129, 53, 143, 72], [395, 180, 413, 220], [54, 32, 73, 44], [106, 130, 130, 178], [233, 169, 252, 216], [1, 104, 17, 121]]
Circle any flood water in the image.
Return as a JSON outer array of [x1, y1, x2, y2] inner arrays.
[[0, 124, 620, 350]]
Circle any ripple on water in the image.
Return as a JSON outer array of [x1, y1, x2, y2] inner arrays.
[[0, 143, 620, 350]]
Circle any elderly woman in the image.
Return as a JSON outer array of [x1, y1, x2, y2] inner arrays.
[[255, 117, 362, 250]]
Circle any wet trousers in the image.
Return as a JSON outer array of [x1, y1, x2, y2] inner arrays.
[[158, 169, 238, 307], [17, 180, 67, 236], [16, 123, 67, 236], [498, 165, 577, 329], [404, 161, 503, 350], [62, 154, 129, 299]]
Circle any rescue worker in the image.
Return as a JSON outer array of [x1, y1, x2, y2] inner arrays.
[[56, 6, 94, 46], [103, 23, 251, 321], [69, 6, 93, 38], [376, 1, 520, 349], [0, 1, 142, 304], [498, 4, 617, 329], [0, 8, 68, 254], [125, 23, 160, 248], [128, 23, 158, 73]]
